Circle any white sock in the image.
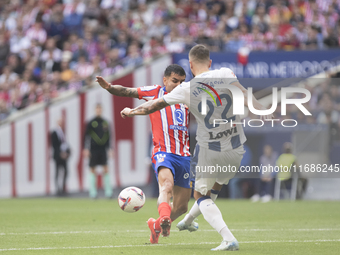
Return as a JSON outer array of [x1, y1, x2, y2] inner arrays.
[[183, 190, 219, 225], [198, 198, 228, 237], [219, 226, 235, 242], [183, 201, 200, 225]]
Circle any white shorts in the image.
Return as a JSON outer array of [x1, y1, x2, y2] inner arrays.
[[194, 145, 245, 196]]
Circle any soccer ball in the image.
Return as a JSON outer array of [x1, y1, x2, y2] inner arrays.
[[118, 186, 145, 213]]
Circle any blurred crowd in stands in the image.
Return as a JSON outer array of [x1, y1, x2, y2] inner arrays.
[[288, 76, 340, 141], [1, 0, 340, 121]]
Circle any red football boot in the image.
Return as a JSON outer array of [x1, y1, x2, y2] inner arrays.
[[147, 218, 161, 244]]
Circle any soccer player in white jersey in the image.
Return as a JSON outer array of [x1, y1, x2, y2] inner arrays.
[[120, 45, 272, 251]]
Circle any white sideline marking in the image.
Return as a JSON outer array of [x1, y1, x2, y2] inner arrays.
[[0, 231, 112, 236], [0, 239, 340, 252], [1, 228, 340, 236]]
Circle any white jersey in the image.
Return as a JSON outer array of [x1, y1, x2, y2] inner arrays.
[[163, 68, 246, 152]]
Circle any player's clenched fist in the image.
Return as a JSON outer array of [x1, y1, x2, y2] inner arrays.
[[121, 107, 133, 118]]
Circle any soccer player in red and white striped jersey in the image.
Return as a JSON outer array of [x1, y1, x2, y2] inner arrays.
[[136, 83, 190, 158], [96, 64, 194, 244]]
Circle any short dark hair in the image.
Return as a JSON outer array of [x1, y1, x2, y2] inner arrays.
[[189, 44, 210, 63], [164, 64, 186, 77], [283, 142, 292, 154]]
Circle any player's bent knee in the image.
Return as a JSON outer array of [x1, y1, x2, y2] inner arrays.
[[159, 179, 173, 194], [194, 190, 205, 200]]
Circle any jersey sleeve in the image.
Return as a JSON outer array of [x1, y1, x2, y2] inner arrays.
[[163, 83, 188, 106], [137, 85, 159, 101], [221, 68, 238, 84]]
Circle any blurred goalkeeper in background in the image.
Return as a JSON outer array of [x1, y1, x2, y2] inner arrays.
[[83, 104, 113, 199], [96, 64, 194, 244]]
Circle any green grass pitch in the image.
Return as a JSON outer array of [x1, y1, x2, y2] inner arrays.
[[0, 198, 339, 254]]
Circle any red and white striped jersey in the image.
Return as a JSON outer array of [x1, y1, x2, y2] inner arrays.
[[137, 85, 190, 159]]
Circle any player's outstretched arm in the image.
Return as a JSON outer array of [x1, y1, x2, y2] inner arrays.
[[231, 81, 273, 120], [96, 76, 138, 98], [120, 98, 168, 118]]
